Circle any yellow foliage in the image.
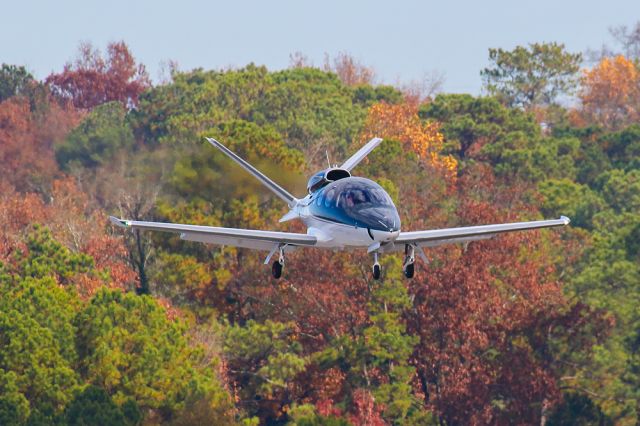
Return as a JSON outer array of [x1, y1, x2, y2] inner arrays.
[[361, 102, 457, 178], [579, 55, 640, 129]]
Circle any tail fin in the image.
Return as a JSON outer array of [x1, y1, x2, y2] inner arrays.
[[205, 137, 298, 207], [340, 137, 383, 171]]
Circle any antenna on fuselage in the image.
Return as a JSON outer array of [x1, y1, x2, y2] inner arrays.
[[325, 150, 331, 168]]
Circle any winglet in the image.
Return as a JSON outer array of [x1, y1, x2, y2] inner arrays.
[[560, 215, 571, 225], [205, 137, 298, 208], [109, 216, 129, 228]]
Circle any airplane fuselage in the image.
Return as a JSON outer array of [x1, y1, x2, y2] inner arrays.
[[294, 176, 401, 249]]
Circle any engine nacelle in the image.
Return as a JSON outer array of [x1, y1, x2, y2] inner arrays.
[[307, 168, 351, 193]]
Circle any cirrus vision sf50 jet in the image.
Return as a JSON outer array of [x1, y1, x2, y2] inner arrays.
[[110, 137, 570, 280]]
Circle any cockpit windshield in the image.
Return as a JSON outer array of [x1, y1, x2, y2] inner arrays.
[[337, 187, 392, 208], [310, 177, 400, 232], [329, 178, 394, 210]]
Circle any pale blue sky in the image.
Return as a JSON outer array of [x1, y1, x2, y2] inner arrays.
[[1, 0, 638, 94]]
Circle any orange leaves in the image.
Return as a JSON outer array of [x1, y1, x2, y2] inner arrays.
[[0, 180, 136, 296], [361, 102, 457, 178], [579, 55, 640, 129], [0, 98, 55, 192], [0, 96, 81, 193]]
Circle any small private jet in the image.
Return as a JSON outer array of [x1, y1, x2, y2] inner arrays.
[[110, 137, 570, 280]]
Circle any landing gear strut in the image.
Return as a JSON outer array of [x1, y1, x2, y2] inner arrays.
[[271, 246, 285, 279], [403, 244, 415, 279], [372, 252, 381, 280]]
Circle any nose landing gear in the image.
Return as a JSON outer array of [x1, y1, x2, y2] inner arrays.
[[372, 252, 381, 280], [403, 244, 415, 279], [271, 246, 285, 279]]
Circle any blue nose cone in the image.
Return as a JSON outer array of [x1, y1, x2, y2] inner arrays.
[[353, 206, 401, 232]]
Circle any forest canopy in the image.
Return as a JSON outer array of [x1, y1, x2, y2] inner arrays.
[[1, 26, 640, 424]]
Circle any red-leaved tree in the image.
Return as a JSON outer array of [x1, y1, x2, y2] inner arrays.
[[46, 41, 151, 110]]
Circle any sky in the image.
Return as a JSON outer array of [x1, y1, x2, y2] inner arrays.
[[1, 0, 639, 94]]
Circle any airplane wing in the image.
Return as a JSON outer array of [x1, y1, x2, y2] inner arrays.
[[109, 216, 317, 251], [392, 216, 570, 249], [340, 137, 383, 172]]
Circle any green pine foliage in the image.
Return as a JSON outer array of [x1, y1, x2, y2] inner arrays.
[[56, 101, 136, 170], [0, 227, 233, 425]]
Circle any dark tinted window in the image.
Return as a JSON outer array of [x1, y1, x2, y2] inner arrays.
[[334, 178, 394, 209]]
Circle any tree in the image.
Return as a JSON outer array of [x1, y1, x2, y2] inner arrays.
[[0, 370, 31, 425], [0, 64, 36, 103], [224, 320, 307, 422], [323, 52, 375, 87], [0, 275, 81, 422], [75, 289, 231, 418], [579, 55, 640, 130], [0, 181, 137, 296], [600, 124, 640, 170], [46, 41, 150, 109], [405, 198, 587, 424], [587, 21, 640, 62], [481, 42, 582, 109], [64, 386, 140, 426], [56, 101, 135, 170], [129, 65, 396, 163], [419, 93, 539, 160], [420, 93, 582, 183], [0, 98, 62, 193], [538, 179, 606, 229], [609, 22, 640, 61], [360, 101, 457, 178]]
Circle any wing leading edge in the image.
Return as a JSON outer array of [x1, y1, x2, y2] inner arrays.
[[109, 216, 317, 251], [393, 216, 570, 249]]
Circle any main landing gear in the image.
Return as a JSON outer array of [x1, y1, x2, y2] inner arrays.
[[371, 245, 417, 280], [271, 246, 285, 279], [403, 244, 415, 279]]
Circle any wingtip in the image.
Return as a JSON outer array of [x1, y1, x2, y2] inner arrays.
[[109, 216, 129, 228], [560, 215, 571, 225]]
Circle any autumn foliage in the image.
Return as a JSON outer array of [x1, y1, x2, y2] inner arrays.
[[361, 102, 458, 178], [46, 41, 150, 109], [579, 55, 640, 129], [1, 35, 639, 425], [0, 97, 81, 193]]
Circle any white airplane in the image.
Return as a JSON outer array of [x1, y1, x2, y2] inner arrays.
[[110, 137, 570, 280]]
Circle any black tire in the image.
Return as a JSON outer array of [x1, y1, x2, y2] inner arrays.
[[271, 261, 283, 279], [404, 262, 415, 279], [372, 263, 381, 280]]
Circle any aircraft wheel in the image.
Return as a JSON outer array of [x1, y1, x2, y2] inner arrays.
[[404, 262, 415, 279], [372, 263, 381, 280], [272, 260, 283, 279]]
